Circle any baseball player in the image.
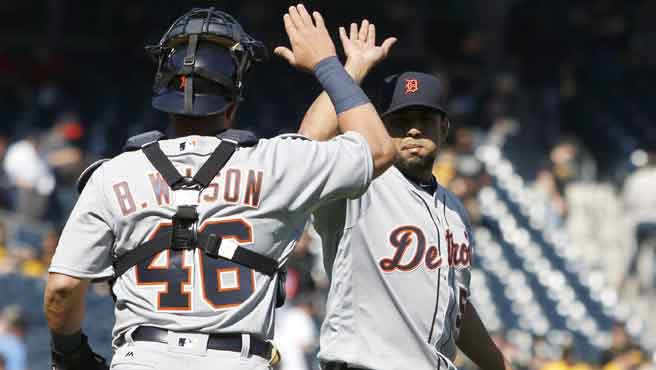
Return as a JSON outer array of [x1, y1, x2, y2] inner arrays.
[[297, 21, 514, 370], [43, 6, 396, 370]]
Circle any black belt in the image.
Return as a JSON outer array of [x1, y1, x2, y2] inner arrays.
[[119, 326, 273, 360], [322, 362, 367, 370]]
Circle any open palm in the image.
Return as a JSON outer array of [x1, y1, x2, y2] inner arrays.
[[340, 20, 397, 83], [274, 4, 337, 72]]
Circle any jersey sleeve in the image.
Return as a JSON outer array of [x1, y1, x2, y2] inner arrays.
[[274, 131, 374, 216], [456, 201, 474, 298], [312, 181, 374, 277], [312, 199, 346, 276], [49, 165, 115, 280]]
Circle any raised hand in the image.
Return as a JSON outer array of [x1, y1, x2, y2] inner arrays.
[[274, 4, 337, 72], [340, 20, 397, 83]]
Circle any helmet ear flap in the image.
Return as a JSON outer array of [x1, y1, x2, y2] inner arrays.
[[145, 45, 169, 62], [248, 40, 269, 63], [224, 101, 238, 122]]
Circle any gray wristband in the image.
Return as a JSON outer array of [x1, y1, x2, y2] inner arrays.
[[313, 56, 370, 114]]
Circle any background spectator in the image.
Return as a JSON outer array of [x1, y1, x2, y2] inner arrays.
[[2, 135, 55, 221], [275, 295, 319, 370], [621, 138, 656, 296], [0, 307, 26, 370]]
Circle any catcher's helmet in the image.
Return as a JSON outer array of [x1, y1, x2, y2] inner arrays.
[[146, 7, 268, 117]]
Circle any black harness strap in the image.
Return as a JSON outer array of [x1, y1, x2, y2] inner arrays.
[[142, 143, 185, 189], [184, 74, 194, 114], [113, 137, 280, 279], [193, 140, 236, 187], [197, 233, 278, 276], [232, 248, 278, 276], [144, 137, 236, 190], [114, 231, 278, 278], [182, 34, 199, 114], [124, 131, 167, 152], [113, 230, 172, 278]]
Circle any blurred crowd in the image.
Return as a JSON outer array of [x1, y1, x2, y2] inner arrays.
[[486, 323, 650, 370], [0, 0, 655, 369]]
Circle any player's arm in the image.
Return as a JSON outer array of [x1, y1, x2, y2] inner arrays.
[[294, 20, 396, 142], [44, 273, 89, 335], [44, 165, 112, 370], [457, 302, 514, 370], [275, 5, 395, 177], [45, 273, 108, 370]]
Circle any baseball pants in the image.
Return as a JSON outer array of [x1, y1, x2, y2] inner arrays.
[[111, 330, 272, 370]]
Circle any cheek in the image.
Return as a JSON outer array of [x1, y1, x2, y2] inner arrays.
[[392, 138, 404, 151], [425, 141, 438, 154], [419, 140, 438, 157]]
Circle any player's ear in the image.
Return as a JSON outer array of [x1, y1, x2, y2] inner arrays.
[[439, 114, 450, 145]]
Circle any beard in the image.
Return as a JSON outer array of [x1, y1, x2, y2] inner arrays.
[[395, 151, 437, 181]]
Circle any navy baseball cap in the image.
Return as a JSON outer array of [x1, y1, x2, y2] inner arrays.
[[378, 72, 448, 117]]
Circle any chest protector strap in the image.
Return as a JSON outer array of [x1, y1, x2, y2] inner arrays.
[[112, 138, 280, 279]]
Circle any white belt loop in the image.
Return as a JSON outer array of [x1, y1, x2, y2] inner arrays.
[[240, 333, 251, 359], [125, 327, 139, 345], [437, 352, 458, 370]]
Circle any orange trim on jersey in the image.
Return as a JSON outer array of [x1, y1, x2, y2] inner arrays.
[[197, 218, 253, 243], [379, 224, 426, 273], [134, 222, 192, 312], [134, 249, 193, 312], [158, 250, 193, 312], [202, 182, 220, 203], [145, 221, 173, 241], [425, 245, 443, 270], [198, 252, 242, 310], [217, 267, 241, 292], [244, 169, 264, 208], [132, 219, 260, 312], [223, 168, 242, 204], [197, 218, 256, 310], [112, 181, 137, 216], [147, 172, 171, 206]]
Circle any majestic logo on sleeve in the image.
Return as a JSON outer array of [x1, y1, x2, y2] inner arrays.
[[379, 225, 471, 273]]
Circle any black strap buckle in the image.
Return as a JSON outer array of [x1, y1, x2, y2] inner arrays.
[[183, 34, 199, 66], [171, 205, 198, 250], [204, 233, 223, 258]]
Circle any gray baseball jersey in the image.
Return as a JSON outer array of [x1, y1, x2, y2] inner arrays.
[[48, 132, 373, 347], [313, 166, 473, 370]]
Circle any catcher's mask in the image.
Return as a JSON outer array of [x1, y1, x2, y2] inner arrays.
[[146, 7, 268, 117]]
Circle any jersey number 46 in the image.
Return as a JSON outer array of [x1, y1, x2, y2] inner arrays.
[[133, 218, 256, 312]]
